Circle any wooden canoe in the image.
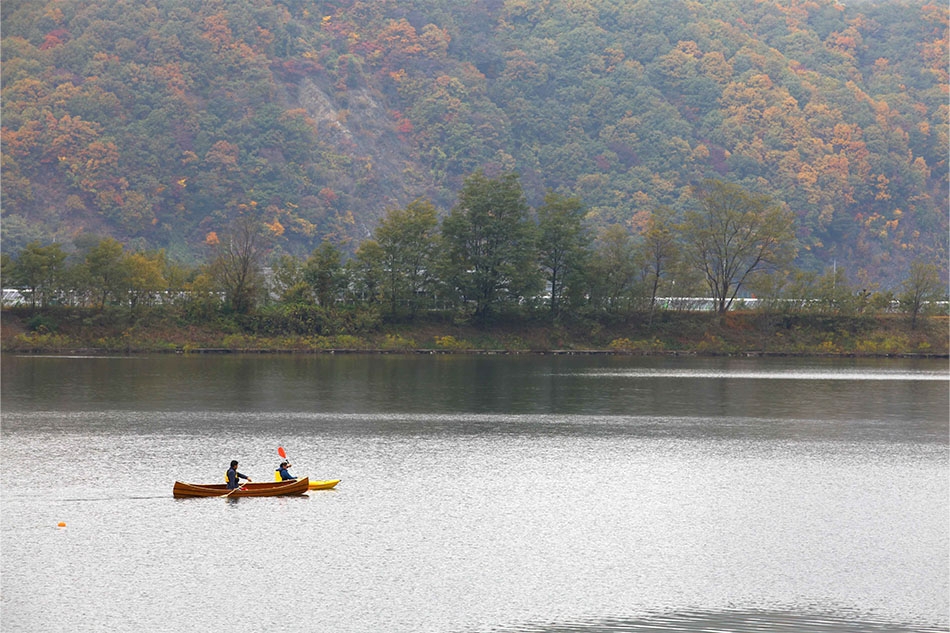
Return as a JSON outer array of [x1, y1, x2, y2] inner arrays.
[[173, 477, 310, 498], [308, 479, 340, 490]]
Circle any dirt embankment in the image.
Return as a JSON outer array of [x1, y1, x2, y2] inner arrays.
[[2, 309, 947, 357]]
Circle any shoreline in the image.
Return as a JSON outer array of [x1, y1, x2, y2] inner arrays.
[[3, 310, 947, 359], [5, 347, 947, 359]]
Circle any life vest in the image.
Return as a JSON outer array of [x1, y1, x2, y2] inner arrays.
[[274, 470, 281, 482]]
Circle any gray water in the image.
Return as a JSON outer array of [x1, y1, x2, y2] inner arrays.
[[1, 354, 947, 633]]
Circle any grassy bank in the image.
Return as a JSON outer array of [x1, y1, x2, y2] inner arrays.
[[2, 308, 947, 357]]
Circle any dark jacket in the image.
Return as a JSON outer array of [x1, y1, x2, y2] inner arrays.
[[277, 467, 295, 481], [226, 468, 248, 489]]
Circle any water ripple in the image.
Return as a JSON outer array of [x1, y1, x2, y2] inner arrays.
[[488, 609, 948, 633]]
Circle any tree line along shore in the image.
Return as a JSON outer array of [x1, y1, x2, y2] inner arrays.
[[3, 174, 946, 357]]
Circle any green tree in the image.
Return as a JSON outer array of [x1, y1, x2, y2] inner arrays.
[[811, 265, 863, 316], [584, 225, 639, 317], [349, 239, 385, 306], [125, 250, 167, 317], [305, 242, 345, 308], [0, 253, 13, 286], [162, 260, 198, 311], [183, 271, 222, 322], [899, 260, 944, 329], [440, 171, 540, 321], [537, 192, 589, 320], [8, 241, 68, 310], [638, 206, 678, 314], [82, 238, 129, 311], [271, 254, 311, 304], [768, 270, 822, 315], [374, 199, 439, 319], [678, 180, 796, 314]]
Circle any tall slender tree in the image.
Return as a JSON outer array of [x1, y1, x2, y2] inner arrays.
[[304, 242, 345, 308], [82, 238, 128, 311], [8, 242, 67, 311], [349, 240, 385, 306], [537, 192, 589, 320], [639, 206, 678, 314], [208, 215, 267, 314], [899, 260, 944, 329], [585, 225, 638, 316], [678, 180, 796, 314], [374, 198, 439, 319], [125, 250, 167, 317], [440, 171, 540, 321]]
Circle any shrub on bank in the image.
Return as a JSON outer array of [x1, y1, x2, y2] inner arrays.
[[382, 334, 416, 350], [239, 304, 382, 336], [854, 334, 909, 354], [304, 334, 368, 350], [608, 337, 666, 353], [435, 335, 471, 350], [11, 330, 73, 352], [27, 314, 58, 332]]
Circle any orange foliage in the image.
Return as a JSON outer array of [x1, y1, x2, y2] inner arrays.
[[40, 29, 68, 50], [265, 219, 285, 236], [874, 174, 891, 201]]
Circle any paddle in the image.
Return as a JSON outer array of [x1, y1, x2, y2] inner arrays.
[[222, 484, 246, 497]]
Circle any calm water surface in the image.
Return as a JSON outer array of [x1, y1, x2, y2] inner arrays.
[[1, 354, 947, 633]]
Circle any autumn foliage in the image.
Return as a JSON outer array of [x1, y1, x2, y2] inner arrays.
[[1, 0, 946, 286]]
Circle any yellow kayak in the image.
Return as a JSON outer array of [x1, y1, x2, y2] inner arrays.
[[308, 479, 340, 490], [272, 470, 340, 490]]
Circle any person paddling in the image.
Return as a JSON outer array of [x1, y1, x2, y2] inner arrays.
[[226, 460, 252, 489], [275, 461, 296, 481]]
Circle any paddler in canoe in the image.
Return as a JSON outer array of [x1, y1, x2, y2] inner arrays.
[[226, 460, 253, 489], [275, 460, 296, 482]]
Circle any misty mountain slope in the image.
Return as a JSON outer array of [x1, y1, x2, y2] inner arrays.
[[1, 0, 946, 284]]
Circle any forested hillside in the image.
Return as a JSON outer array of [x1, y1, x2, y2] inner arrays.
[[2, 0, 947, 286]]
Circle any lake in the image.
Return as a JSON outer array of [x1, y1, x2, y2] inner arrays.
[[1, 353, 947, 633]]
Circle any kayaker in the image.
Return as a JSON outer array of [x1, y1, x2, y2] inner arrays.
[[226, 460, 252, 489], [275, 461, 296, 481]]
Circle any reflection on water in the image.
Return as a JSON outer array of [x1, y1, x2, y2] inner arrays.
[[579, 368, 950, 381], [499, 609, 949, 632], [3, 408, 945, 446]]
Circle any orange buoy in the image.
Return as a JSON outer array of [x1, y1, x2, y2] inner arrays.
[[57, 521, 66, 527]]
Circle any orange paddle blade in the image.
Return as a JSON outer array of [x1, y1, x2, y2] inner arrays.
[[278, 446, 287, 458]]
